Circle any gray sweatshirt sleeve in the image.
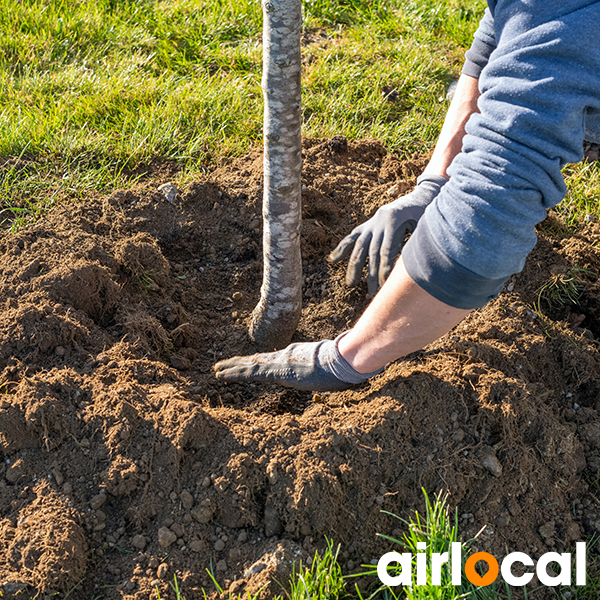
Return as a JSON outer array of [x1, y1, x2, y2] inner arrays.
[[462, 8, 496, 79], [403, 0, 600, 309]]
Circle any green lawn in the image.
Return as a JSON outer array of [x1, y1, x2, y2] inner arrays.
[[2, 0, 598, 233], [0, 0, 488, 230]]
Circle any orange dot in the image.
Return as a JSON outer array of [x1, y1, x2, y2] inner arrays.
[[465, 552, 499, 587]]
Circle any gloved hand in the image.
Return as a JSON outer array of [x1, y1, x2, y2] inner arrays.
[[329, 173, 448, 295], [213, 332, 382, 392]]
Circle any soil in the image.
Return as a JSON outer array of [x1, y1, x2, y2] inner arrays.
[[1, 137, 600, 600]]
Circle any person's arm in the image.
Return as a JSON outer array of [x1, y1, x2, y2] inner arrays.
[[403, 0, 599, 312], [424, 73, 480, 179], [328, 11, 493, 294], [426, 6, 496, 177], [327, 72, 481, 296], [337, 256, 469, 373]]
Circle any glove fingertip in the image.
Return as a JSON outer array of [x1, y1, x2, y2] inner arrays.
[[345, 266, 362, 288], [213, 357, 241, 372], [329, 238, 355, 262], [367, 279, 379, 297], [215, 366, 250, 382]]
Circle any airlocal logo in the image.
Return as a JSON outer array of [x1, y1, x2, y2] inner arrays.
[[378, 542, 587, 587]]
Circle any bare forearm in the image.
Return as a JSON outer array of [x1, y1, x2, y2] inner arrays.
[[424, 73, 481, 179], [337, 256, 470, 373]]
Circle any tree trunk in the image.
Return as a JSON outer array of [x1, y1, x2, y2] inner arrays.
[[249, 0, 303, 350]]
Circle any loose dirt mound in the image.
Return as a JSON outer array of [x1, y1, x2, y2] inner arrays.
[[0, 481, 88, 594], [0, 138, 599, 599]]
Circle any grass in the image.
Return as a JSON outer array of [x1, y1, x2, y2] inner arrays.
[[355, 490, 496, 599], [2, 0, 598, 234], [553, 160, 600, 229], [536, 268, 591, 312], [287, 541, 349, 600], [362, 491, 600, 600], [0, 0, 486, 231], [532, 266, 597, 336]]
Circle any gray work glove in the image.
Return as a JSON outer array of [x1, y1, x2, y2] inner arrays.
[[329, 173, 448, 295], [213, 332, 382, 392]]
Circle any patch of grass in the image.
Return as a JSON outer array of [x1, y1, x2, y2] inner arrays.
[[0, 0, 486, 231], [288, 540, 349, 600], [357, 490, 600, 600], [138, 272, 160, 293], [354, 489, 497, 599], [203, 567, 263, 600], [531, 266, 596, 337], [156, 574, 186, 600], [200, 541, 349, 600], [536, 268, 590, 311], [554, 160, 600, 228]]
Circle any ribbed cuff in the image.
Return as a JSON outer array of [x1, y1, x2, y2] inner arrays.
[[585, 111, 600, 143], [403, 214, 509, 309], [416, 173, 449, 186], [326, 332, 384, 384], [462, 36, 494, 79]]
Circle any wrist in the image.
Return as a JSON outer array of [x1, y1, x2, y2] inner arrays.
[[336, 330, 385, 375], [329, 332, 383, 381]]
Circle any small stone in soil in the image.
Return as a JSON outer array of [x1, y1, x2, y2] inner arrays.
[[264, 505, 282, 537], [158, 527, 177, 548], [477, 446, 503, 477], [216, 559, 228, 572], [539, 521, 556, 540], [230, 580, 243, 594], [51, 468, 64, 486], [451, 429, 465, 443], [158, 182, 179, 203], [181, 490, 194, 509], [90, 492, 107, 510]]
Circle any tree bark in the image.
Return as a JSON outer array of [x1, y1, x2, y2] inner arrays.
[[249, 0, 303, 350]]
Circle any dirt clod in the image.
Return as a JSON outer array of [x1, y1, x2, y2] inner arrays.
[[539, 521, 556, 540], [132, 534, 147, 550], [0, 482, 87, 593], [181, 490, 194, 509], [5, 459, 25, 483], [89, 492, 107, 510]]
